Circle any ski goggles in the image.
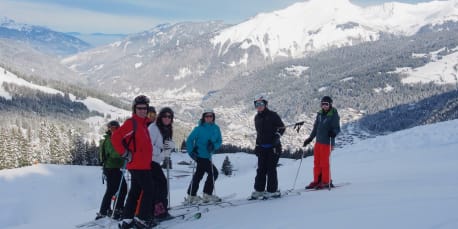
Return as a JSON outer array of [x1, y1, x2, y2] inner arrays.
[[321, 102, 330, 107], [254, 101, 266, 108]]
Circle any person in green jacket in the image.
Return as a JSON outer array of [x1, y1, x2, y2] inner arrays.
[[185, 108, 222, 204], [96, 120, 127, 220]]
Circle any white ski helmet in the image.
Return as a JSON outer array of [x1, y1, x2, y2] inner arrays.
[[201, 108, 215, 121], [254, 94, 268, 106], [203, 108, 214, 114]]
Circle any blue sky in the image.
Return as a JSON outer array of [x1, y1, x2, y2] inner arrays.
[[0, 0, 434, 34]]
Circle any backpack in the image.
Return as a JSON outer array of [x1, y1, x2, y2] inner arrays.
[[99, 138, 108, 167], [121, 118, 138, 155]]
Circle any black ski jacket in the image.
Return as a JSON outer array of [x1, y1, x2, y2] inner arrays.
[[255, 108, 285, 146]]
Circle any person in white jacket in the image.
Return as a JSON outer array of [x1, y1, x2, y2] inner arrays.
[[147, 107, 175, 221]]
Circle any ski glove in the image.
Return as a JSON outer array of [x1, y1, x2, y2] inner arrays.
[[273, 132, 281, 146], [293, 121, 304, 133], [163, 140, 175, 150], [121, 150, 132, 163], [328, 131, 337, 138], [303, 138, 312, 147], [207, 140, 215, 153]]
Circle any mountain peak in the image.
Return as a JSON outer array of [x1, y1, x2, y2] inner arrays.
[[212, 0, 458, 59], [1, 16, 23, 30]]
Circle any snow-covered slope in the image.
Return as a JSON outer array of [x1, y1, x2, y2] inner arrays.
[[1, 119, 457, 228], [212, 0, 458, 59], [0, 66, 129, 120], [399, 47, 458, 84]]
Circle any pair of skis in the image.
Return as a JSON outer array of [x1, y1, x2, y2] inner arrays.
[[75, 208, 205, 228]]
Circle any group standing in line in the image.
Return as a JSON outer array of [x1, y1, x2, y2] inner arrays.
[[95, 94, 340, 229]]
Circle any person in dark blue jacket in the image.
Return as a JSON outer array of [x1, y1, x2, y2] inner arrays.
[[185, 108, 223, 204]]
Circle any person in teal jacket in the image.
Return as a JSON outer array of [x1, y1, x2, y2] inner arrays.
[[185, 108, 222, 204], [97, 120, 127, 220]]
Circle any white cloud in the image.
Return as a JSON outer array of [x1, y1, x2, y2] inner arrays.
[[0, 1, 158, 33]]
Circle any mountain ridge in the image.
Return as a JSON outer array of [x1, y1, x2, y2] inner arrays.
[[0, 16, 91, 56]]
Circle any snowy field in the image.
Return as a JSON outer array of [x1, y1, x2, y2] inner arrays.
[[1, 119, 458, 229]]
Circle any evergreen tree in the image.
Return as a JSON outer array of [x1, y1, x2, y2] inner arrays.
[[221, 156, 233, 176]]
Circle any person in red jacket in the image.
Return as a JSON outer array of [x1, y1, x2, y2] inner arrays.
[[112, 95, 156, 229]]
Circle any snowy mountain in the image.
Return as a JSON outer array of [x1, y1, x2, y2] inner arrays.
[[212, 0, 458, 59], [0, 16, 91, 56], [66, 32, 127, 47], [0, 38, 85, 84], [1, 119, 457, 228], [2, 0, 457, 156], [57, 0, 458, 151]]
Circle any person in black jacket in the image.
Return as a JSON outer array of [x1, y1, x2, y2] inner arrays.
[[303, 96, 340, 189], [251, 95, 285, 199]]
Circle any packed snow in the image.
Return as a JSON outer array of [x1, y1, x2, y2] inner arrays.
[[1, 119, 458, 229]]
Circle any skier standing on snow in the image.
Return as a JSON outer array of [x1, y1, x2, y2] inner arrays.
[[185, 108, 222, 204], [147, 107, 175, 221], [251, 95, 285, 199], [303, 96, 340, 189], [112, 95, 156, 229], [96, 120, 127, 220]]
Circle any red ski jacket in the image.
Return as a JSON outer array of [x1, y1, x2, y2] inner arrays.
[[112, 114, 153, 170]]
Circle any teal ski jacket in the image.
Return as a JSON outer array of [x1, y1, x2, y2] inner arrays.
[[186, 121, 222, 159]]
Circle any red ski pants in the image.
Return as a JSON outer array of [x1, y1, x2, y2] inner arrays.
[[313, 142, 331, 184]]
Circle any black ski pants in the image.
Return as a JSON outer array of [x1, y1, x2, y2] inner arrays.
[[187, 157, 218, 196], [254, 146, 280, 193], [123, 170, 154, 221], [99, 168, 127, 215], [151, 161, 169, 216]]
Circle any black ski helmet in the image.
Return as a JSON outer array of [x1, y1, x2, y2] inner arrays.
[[321, 96, 333, 104], [132, 95, 150, 113], [107, 120, 120, 128], [148, 106, 156, 114]]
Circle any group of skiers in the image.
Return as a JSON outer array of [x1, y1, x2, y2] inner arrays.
[[96, 94, 340, 229]]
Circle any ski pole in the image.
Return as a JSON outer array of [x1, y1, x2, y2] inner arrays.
[[328, 137, 332, 191], [277, 121, 305, 133], [210, 154, 216, 196], [188, 160, 196, 201], [291, 147, 306, 191], [111, 159, 127, 218], [166, 153, 171, 209]]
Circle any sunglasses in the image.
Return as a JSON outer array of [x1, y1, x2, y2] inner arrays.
[[254, 101, 265, 108], [321, 102, 330, 106], [136, 106, 148, 110], [162, 115, 172, 119], [204, 115, 213, 118]]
